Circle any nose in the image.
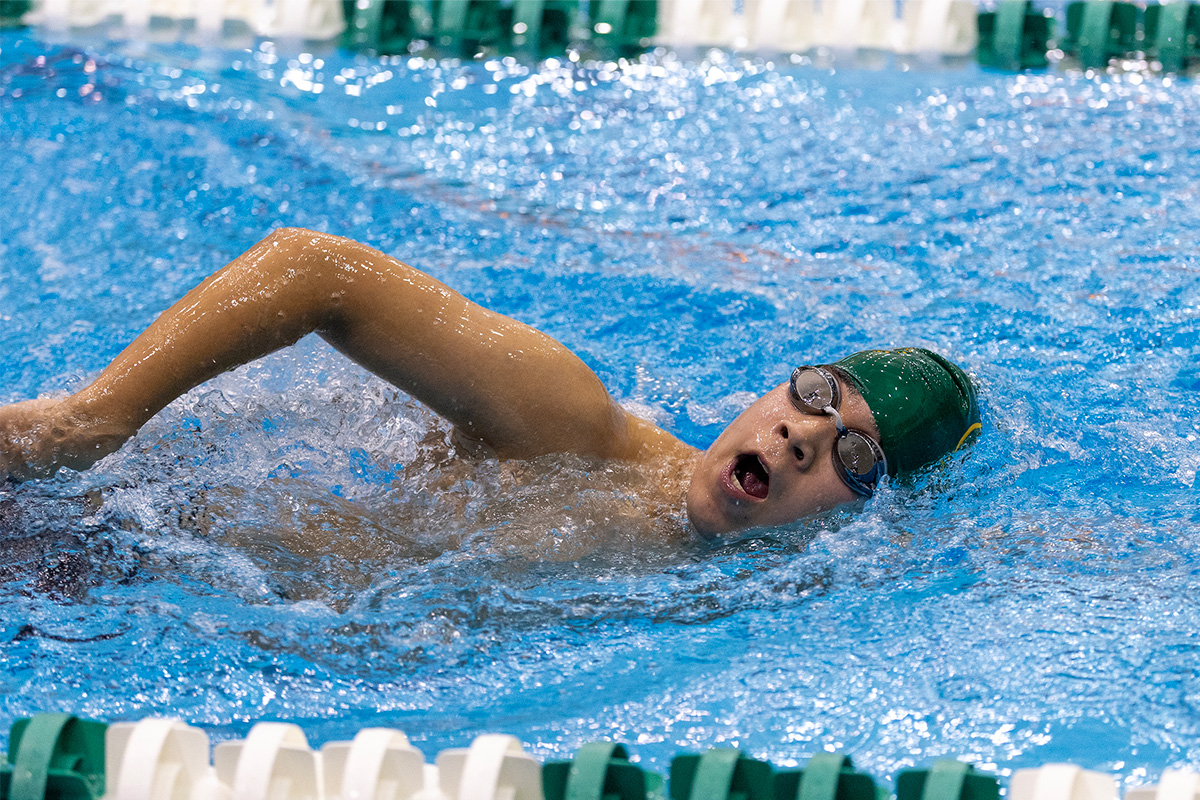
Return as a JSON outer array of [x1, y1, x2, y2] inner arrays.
[[776, 414, 833, 468]]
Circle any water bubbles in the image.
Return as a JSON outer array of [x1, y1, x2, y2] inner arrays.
[[4, 29, 1200, 772]]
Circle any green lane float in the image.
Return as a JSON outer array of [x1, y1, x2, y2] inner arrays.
[[591, 0, 659, 54], [1063, 0, 1141, 68], [340, 0, 434, 53], [1144, 0, 1200, 71], [0, 0, 30, 27], [543, 742, 665, 800], [669, 749, 775, 800], [338, 0, 619, 57], [0, 714, 106, 800], [508, 0, 574, 53], [976, 0, 1053, 69], [774, 753, 885, 800], [896, 761, 999, 800]]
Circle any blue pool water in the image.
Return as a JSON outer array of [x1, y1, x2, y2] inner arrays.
[[2, 29, 1200, 780]]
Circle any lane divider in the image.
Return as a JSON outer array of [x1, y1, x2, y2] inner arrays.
[[1062, 0, 1141, 68], [438, 733, 542, 800], [10, 0, 1200, 72], [1144, 1, 1200, 72], [775, 752, 882, 800], [976, 0, 1053, 70], [2, 714, 1199, 800], [214, 723, 321, 800], [896, 0, 979, 56], [107, 718, 226, 800], [669, 748, 773, 799]]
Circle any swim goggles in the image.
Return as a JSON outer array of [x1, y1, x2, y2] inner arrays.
[[789, 366, 887, 498]]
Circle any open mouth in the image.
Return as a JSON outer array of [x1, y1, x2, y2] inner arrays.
[[732, 453, 770, 500]]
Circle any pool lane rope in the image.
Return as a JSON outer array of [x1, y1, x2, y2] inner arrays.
[[19, 0, 1200, 72], [2, 714, 1199, 800]]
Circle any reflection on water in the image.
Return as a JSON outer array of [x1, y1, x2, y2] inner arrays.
[[2, 31, 1200, 777]]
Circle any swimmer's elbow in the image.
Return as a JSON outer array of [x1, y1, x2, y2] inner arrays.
[[260, 227, 359, 287], [263, 226, 340, 259], [267, 225, 321, 242], [252, 227, 429, 330], [262, 228, 391, 279]]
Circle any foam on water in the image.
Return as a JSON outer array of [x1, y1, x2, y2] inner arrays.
[[2, 31, 1200, 777]]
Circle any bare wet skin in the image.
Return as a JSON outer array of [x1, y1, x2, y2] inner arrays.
[[2, 461, 689, 610], [1, 377, 863, 602], [0, 228, 879, 604], [63, 414, 694, 608], [0, 227, 708, 573], [0, 365, 702, 611]]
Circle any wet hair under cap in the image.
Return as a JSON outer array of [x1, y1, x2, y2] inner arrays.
[[828, 347, 981, 477]]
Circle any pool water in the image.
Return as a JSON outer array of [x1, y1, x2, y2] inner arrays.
[[2, 29, 1199, 780]]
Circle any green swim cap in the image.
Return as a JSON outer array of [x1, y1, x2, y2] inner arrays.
[[829, 348, 981, 477]]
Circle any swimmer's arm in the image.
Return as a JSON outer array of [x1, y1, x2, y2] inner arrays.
[[0, 228, 683, 479]]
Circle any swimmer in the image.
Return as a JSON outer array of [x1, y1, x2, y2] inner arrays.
[[0, 228, 980, 539]]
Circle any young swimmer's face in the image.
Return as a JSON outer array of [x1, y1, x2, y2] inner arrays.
[[685, 376, 880, 539]]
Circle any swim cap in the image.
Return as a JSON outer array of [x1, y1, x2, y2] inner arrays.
[[829, 348, 981, 477]]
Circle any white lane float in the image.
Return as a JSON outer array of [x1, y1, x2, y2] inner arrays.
[[432, 734, 543, 800], [1127, 770, 1200, 800], [1009, 764, 1118, 800], [320, 728, 428, 800], [213, 723, 321, 800], [106, 718, 228, 800]]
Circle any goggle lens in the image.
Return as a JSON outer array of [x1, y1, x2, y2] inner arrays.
[[789, 366, 887, 497], [789, 367, 838, 412], [837, 431, 885, 485]]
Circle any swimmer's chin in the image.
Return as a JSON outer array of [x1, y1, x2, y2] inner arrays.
[[686, 517, 775, 547], [684, 495, 866, 545], [682, 482, 773, 543], [684, 511, 773, 547], [684, 500, 752, 544]]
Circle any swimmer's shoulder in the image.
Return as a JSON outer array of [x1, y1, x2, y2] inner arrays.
[[618, 410, 700, 465], [447, 403, 697, 467]]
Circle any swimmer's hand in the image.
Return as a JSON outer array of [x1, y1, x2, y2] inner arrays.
[[0, 398, 131, 482]]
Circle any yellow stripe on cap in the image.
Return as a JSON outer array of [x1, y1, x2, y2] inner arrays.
[[955, 422, 982, 451]]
